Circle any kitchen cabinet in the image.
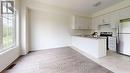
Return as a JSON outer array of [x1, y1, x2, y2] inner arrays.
[[119, 7, 130, 20], [110, 11, 120, 28], [91, 17, 99, 29], [92, 11, 120, 29], [72, 16, 91, 29], [108, 37, 116, 51], [72, 36, 106, 58], [91, 7, 130, 29], [97, 16, 103, 25], [91, 14, 110, 29], [97, 14, 111, 26], [102, 14, 111, 25]]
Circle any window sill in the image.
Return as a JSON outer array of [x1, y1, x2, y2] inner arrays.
[[0, 46, 19, 55]]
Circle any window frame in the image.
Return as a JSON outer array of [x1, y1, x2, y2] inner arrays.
[[0, 0, 17, 52], [1, 1, 14, 14]]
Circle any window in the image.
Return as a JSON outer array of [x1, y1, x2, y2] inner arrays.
[[0, 0, 16, 52], [1, 1, 14, 14]]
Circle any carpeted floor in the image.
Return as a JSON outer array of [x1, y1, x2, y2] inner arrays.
[[3, 47, 113, 73]]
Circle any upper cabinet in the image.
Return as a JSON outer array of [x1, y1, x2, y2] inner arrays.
[[102, 14, 111, 25], [119, 7, 130, 20], [91, 17, 99, 29], [85, 7, 130, 29], [91, 14, 111, 29], [72, 16, 91, 29], [92, 13, 118, 29], [92, 14, 111, 26], [109, 7, 130, 28], [109, 10, 120, 28]]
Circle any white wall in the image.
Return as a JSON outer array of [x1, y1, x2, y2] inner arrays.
[[30, 10, 72, 50], [20, 0, 91, 53]]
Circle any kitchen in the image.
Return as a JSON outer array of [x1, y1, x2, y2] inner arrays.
[[71, 6, 130, 58], [1, 0, 130, 73]]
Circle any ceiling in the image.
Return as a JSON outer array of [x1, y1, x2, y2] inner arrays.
[[31, 0, 124, 15]]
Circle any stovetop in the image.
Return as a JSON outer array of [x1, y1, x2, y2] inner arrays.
[[100, 32, 113, 37]]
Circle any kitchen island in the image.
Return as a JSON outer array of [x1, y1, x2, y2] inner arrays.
[[72, 36, 107, 58]]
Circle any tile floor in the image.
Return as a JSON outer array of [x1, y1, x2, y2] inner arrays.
[[73, 47, 130, 73]]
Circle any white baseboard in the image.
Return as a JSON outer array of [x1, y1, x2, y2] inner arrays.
[[70, 46, 98, 61]]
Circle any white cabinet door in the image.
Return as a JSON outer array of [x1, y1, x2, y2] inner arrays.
[[87, 18, 92, 29], [108, 37, 117, 51], [110, 11, 120, 28], [91, 17, 99, 29], [98, 16, 103, 25], [102, 14, 111, 24], [96, 14, 110, 26], [91, 18, 96, 29], [79, 17, 89, 29], [72, 16, 89, 29], [120, 7, 130, 20]]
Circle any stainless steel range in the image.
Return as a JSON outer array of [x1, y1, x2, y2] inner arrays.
[[100, 32, 113, 50]]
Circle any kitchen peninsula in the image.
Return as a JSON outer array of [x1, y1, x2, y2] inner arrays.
[[72, 36, 107, 58]]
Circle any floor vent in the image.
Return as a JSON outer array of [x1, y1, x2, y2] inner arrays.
[[6, 64, 16, 70]]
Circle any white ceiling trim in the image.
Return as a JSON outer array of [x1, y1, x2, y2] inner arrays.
[[30, 0, 123, 15], [22, 0, 92, 17], [92, 0, 130, 17]]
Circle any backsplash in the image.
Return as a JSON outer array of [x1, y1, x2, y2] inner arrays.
[[71, 29, 92, 35], [71, 24, 117, 37], [94, 25, 117, 37]]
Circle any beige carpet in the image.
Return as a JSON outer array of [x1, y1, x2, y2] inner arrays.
[[3, 47, 113, 73]]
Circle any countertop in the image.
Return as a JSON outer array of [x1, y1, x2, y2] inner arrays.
[[72, 35, 107, 39]]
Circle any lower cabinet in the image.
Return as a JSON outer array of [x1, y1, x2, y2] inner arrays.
[[72, 36, 107, 58], [108, 37, 117, 51]]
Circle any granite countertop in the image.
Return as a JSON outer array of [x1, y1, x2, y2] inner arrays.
[[72, 35, 107, 39]]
